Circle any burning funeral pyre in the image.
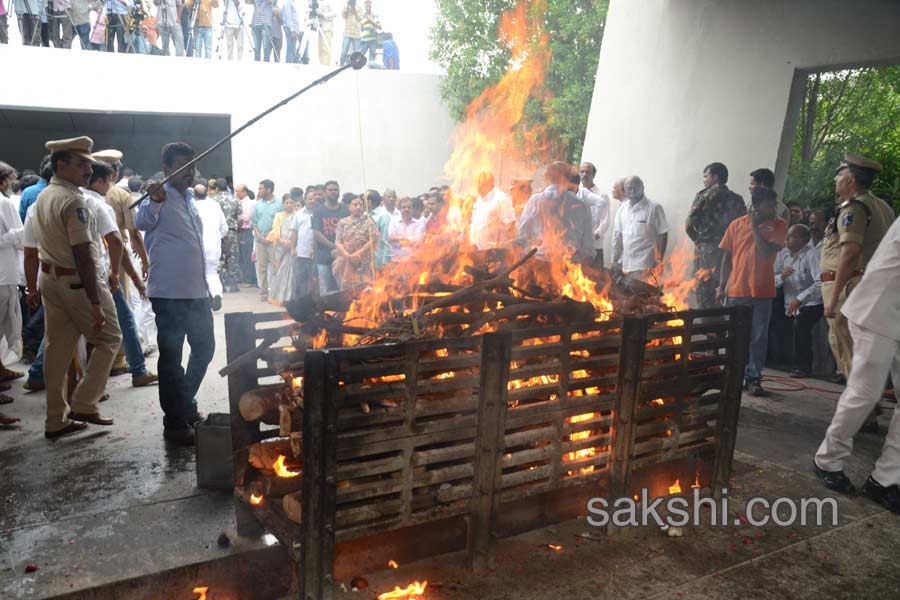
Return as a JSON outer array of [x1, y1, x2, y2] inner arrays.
[[223, 1, 748, 595]]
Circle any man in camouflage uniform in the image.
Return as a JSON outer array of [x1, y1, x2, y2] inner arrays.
[[820, 153, 895, 382], [215, 178, 242, 293], [685, 162, 746, 309]]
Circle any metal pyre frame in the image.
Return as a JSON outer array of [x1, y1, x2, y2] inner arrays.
[[225, 306, 751, 599]]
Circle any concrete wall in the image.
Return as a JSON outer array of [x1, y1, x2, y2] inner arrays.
[[582, 0, 900, 252], [0, 45, 455, 195]]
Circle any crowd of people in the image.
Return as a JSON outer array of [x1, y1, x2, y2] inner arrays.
[[0, 136, 898, 512], [0, 0, 401, 67]]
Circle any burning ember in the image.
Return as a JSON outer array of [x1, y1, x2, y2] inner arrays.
[[193, 587, 208, 600], [692, 473, 701, 489], [249, 493, 263, 505], [377, 581, 428, 600], [668, 480, 682, 495], [547, 544, 562, 551], [273, 455, 300, 478], [388, 560, 399, 569]]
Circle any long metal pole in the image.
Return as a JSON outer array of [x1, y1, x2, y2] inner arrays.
[[129, 51, 368, 209]]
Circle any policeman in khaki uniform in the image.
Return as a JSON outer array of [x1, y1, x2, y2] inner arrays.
[[30, 137, 122, 439], [819, 153, 894, 382]]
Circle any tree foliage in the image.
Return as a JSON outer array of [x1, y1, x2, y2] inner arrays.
[[785, 66, 900, 213], [429, 0, 609, 164]]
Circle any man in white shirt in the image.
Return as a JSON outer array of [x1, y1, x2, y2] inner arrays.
[[612, 176, 669, 281], [469, 171, 516, 250], [289, 188, 318, 298], [0, 162, 24, 396], [773, 224, 822, 378], [578, 161, 609, 267], [222, 0, 245, 59], [193, 184, 227, 308], [82, 162, 158, 388], [388, 197, 425, 261], [815, 215, 900, 513], [316, 0, 336, 65], [383, 189, 400, 221]]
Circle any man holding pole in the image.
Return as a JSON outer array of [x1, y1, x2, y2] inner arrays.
[[135, 142, 213, 447]]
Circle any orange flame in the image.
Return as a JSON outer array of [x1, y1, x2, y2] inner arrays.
[[668, 479, 682, 495], [273, 455, 300, 478], [547, 544, 562, 551], [291, 376, 303, 390], [388, 559, 399, 569], [249, 493, 263, 506], [692, 473, 701, 489], [193, 587, 208, 600], [378, 581, 428, 600]]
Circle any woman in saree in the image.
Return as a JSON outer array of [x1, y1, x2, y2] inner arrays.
[[332, 195, 379, 290], [267, 196, 296, 304]]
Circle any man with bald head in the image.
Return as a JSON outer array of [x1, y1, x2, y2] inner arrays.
[[612, 176, 669, 281]]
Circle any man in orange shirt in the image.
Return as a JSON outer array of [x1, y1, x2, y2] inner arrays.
[[717, 187, 788, 396]]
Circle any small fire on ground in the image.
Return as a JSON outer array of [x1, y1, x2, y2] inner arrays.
[[249, 493, 263, 505], [273, 455, 300, 478], [193, 587, 208, 600], [378, 581, 428, 599]]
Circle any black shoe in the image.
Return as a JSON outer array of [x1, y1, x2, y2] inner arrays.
[[861, 476, 900, 514], [813, 462, 857, 494], [110, 366, 129, 377], [163, 427, 195, 446], [748, 380, 767, 397], [45, 421, 88, 439], [211, 295, 222, 311]]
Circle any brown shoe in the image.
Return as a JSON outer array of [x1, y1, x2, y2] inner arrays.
[[132, 372, 159, 387], [45, 421, 89, 439], [68, 412, 114, 426]]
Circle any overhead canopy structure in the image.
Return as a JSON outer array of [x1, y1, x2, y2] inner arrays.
[[0, 46, 455, 195]]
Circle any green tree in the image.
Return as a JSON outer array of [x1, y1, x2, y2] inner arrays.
[[786, 66, 900, 213], [429, 0, 609, 164]]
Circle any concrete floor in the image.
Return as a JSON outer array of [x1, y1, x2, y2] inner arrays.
[[2, 289, 898, 599], [0, 287, 284, 600]]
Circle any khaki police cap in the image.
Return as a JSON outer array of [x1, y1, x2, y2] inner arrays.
[[840, 153, 882, 174], [45, 136, 94, 160], [92, 149, 124, 163]]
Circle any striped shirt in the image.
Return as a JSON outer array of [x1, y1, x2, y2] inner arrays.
[[359, 10, 379, 42], [774, 242, 822, 312], [251, 0, 273, 26]]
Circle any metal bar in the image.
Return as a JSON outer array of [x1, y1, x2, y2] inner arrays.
[[712, 306, 751, 499], [300, 350, 330, 600], [607, 316, 647, 535], [467, 332, 512, 572], [128, 52, 368, 209], [226, 312, 265, 536]]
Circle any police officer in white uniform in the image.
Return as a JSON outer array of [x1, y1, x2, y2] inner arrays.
[[814, 213, 900, 512]]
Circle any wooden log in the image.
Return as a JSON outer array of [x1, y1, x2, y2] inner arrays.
[[284, 491, 302, 524], [219, 325, 294, 377], [259, 472, 303, 497], [249, 438, 302, 470], [239, 384, 288, 424]]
